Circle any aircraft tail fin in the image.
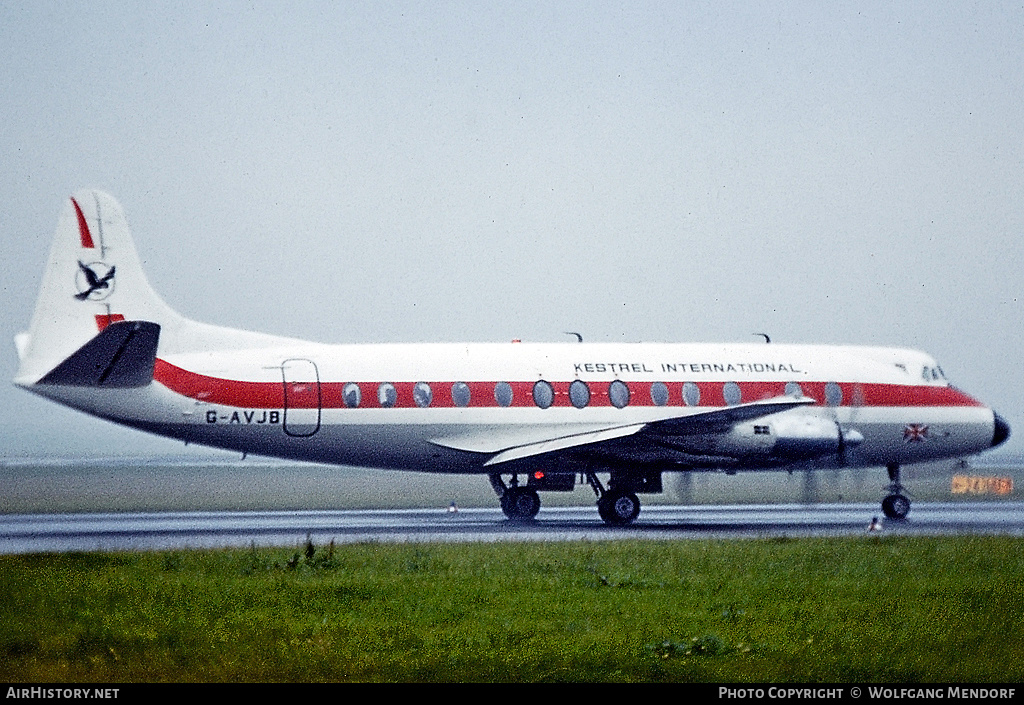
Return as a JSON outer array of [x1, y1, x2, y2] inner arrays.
[[14, 190, 185, 385], [15, 190, 290, 387]]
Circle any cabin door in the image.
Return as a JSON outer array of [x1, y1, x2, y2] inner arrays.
[[281, 358, 321, 437]]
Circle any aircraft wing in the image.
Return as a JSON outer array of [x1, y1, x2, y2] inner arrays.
[[482, 424, 648, 466], [430, 395, 816, 467], [644, 394, 817, 434]]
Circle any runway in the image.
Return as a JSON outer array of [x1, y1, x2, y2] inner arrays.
[[1, 501, 1023, 553]]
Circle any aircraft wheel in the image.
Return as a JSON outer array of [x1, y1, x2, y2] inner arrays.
[[598, 490, 641, 526], [882, 493, 910, 520], [501, 487, 541, 520]]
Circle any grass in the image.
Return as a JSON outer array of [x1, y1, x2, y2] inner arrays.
[[2, 536, 1023, 682]]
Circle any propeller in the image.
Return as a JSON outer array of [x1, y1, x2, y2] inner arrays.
[[800, 467, 819, 505], [800, 381, 865, 504], [670, 471, 694, 504]]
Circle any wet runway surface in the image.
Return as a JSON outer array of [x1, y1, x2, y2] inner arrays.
[[1, 501, 1022, 553]]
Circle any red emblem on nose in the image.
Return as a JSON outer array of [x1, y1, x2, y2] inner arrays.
[[904, 424, 929, 442]]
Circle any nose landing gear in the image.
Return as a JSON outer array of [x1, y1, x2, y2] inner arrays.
[[882, 462, 910, 520]]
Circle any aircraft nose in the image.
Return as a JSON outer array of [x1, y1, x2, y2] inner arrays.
[[993, 412, 1011, 448]]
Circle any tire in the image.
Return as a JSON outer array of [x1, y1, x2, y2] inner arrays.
[[882, 493, 910, 520], [598, 490, 641, 526], [501, 487, 541, 520]]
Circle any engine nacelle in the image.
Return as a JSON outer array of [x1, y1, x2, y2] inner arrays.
[[666, 413, 858, 461], [770, 415, 844, 460]]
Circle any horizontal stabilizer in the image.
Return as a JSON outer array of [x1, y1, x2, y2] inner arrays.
[[37, 320, 160, 388]]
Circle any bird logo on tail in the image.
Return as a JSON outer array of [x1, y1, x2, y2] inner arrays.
[[74, 260, 116, 301]]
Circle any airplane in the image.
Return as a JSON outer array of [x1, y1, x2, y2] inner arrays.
[[13, 190, 1010, 525]]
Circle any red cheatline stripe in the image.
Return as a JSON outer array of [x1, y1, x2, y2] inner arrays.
[[71, 197, 94, 249], [151, 359, 985, 411], [154, 359, 285, 408]]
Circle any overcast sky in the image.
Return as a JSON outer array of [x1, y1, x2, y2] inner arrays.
[[2, 1, 1023, 459]]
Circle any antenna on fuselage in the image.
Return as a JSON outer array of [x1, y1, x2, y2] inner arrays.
[[754, 333, 771, 344], [564, 331, 583, 343]]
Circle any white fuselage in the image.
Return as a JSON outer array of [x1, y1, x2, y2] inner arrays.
[[29, 339, 998, 473]]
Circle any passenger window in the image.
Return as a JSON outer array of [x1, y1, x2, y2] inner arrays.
[[343, 382, 361, 409], [650, 381, 669, 406], [825, 382, 843, 407], [683, 381, 700, 406], [785, 381, 803, 397], [609, 380, 630, 409], [723, 382, 742, 406], [570, 380, 590, 409], [851, 383, 865, 407], [451, 382, 471, 408], [494, 382, 513, 407], [413, 382, 432, 408], [533, 380, 554, 409], [378, 383, 397, 408]]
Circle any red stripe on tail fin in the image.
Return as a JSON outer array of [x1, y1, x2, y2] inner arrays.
[[71, 197, 94, 248]]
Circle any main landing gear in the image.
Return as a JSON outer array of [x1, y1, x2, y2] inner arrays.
[[501, 486, 542, 520], [489, 474, 541, 520], [882, 462, 911, 520], [588, 471, 641, 526], [489, 471, 647, 526]]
